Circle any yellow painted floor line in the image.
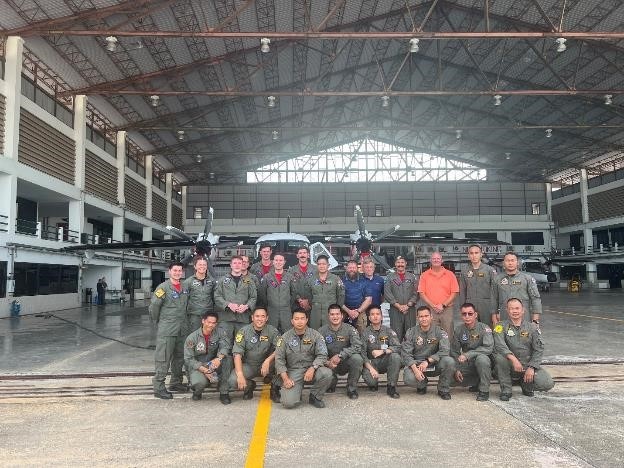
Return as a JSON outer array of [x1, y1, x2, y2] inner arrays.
[[245, 384, 273, 468], [550, 310, 624, 322]]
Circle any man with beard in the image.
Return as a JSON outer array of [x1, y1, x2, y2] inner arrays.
[[341, 260, 372, 332], [384, 256, 419, 341]]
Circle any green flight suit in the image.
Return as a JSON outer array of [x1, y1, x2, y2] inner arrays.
[[493, 271, 542, 322], [257, 270, 296, 332], [183, 274, 216, 333], [275, 327, 333, 408], [458, 264, 498, 323], [288, 263, 318, 309], [228, 323, 281, 391], [401, 324, 455, 393], [300, 273, 345, 330], [451, 322, 494, 393], [250, 261, 272, 282], [317, 322, 363, 392], [360, 324, 402, 387], [214, 273, 257, 339], [149, 280, 189, 392], [384, 272, 419, 341], [493, 320, 554, 395], [184, 325, 232, 394]]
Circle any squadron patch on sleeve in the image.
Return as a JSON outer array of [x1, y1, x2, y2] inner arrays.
[[484, 326, 492, 333], [493, 324, 503, 333], [155, 288, 165, 298], [235, 333, 244, 343], [276, 338, 283, 347]]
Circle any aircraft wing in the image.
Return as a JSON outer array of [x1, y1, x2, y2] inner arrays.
[[60, 239, 195, 252]]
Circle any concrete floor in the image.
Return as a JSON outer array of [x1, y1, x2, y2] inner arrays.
[[0, 289, 623, 467]]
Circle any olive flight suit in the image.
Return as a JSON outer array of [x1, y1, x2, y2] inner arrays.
[[384, 271, 419, 341], [184, 325, 232, 395], [300, 273, 345, 330], [258, 270, 296, 332], [360, 324, 402, 388], [214, 273, 257, 339], [451, 322, 494, 393], [458, 264, 497, 323], [183, 274, 216, 333], [317, 322, 363, 393], [493, 271, 542, 322]]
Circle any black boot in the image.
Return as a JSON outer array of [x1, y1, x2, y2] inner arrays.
[[270, 384, 281, 403], [154, 389, 173, 399], [309, 393, 326, 408], [243, 380, 257, 400], [386, 385, 400, 399]]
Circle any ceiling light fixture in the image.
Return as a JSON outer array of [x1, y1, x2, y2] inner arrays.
[[605, 94, 613, 105], [260, 38, 271, 53], [267, 95, 276, 107], [381, 95, 390, 108], [545, 128, 552, 138], [456, 129, 462, 139], [195, 154, 203, 163], [505, 152, 511, 160], [493, 94, 502, 106], [105, 36, 118, 52], [555, 37, 567, 53], [177, 130, 185, 141], [409, 38, 419, 53], [150, 95, 160, 107], [209, 172, 215, 180], [272, 130, 279, 141]]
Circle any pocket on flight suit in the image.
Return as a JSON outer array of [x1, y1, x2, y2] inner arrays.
[[154, 340, 168, 362]]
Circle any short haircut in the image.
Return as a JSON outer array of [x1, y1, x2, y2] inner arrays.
[[297, 246, 310, 254], [506, 297, 523, 306], [345, 260, 358, 267], [416, 305, 431, 315], [272, 253, 285, 260], [291, 308, 309, 318], [366, 304, 382, 316], [504, 251, 519, 260], [252, 307, 268, 316], [316, 254, 329, 263], [468, 244, 482, 251], [361, 258, 374, 265], [230, 255, 243, 262], [202, 311, 219, 321], [169, 261, 184, 270], [259, 244, 272, 251], [460, 302, 476, 311], [327, 303, 342, 314], [193, 256, 208, 266]]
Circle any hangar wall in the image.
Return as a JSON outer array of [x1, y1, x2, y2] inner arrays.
[[187, 181, 547, 220]]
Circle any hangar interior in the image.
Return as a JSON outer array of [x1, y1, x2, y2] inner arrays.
[[2, 0, 624, 316]]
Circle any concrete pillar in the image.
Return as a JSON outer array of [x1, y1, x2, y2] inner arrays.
[[3, 36, 24, 160], [579, 168, 589, 223], [545, 183, 553, 221], [73, 95, 88, 191], [113, 215, 125, 243], [142, 226, 153, 241], [116, 131, 126, 206], [144, 155, 153, 220], [583, 227, 593, 254], [68, 199, 84, 243], [0, 174, 17, 234], [181, 186, 187, 229], [166, 172, 173, 227], [586, 262, 597, 287]]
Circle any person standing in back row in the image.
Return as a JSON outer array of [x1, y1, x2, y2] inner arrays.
[[418, 251, 459, 341], [459, 244, 497, 325], [384, 256, 419, 341]]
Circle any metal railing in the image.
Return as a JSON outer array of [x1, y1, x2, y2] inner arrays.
[[15, 218, 38, 236], [0, 214, 8, 233]]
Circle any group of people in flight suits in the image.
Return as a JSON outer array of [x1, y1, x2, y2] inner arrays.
[[149, 243, 554, 408]]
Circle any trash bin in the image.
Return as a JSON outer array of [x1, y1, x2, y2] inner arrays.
[[85, 288, 93, 303]]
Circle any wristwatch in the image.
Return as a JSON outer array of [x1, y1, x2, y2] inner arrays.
[[313, 365, 319, 370]]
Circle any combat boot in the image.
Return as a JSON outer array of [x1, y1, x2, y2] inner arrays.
[[168, 383, 188, 393], [386, 385, 400, 399], [154, 389, 173, 400], [270, 384, 281, 403], [243, 380, 257, 400], [326, 375, 338, 393], [476, 391, 489, 401], [309, 394, 326, 408]]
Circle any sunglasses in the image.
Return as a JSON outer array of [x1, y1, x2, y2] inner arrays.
[[461, 312, 475, 316]]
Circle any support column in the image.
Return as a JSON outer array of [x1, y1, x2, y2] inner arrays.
[[586, 262, 597, 288], [0, 174, 17, 234], [545, 183, 553, 221], [116, 131, 126, 206], [142, 226, 152, 241], [74, 95, 87, 191], [68, 200, 84, 243], [579, 169, 592, 254], [3, 36, 24, 160], [166, 173, 173, 227], [113, 215, 125, 243], [144, 155, 153, 220], [181, 186, 187, 230]]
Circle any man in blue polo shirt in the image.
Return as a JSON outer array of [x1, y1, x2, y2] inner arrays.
[[342, 260, 372, 332], [361, 258, 384, 307]]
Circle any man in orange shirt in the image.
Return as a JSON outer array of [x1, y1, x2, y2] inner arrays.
[[417, 251, 459, 341]]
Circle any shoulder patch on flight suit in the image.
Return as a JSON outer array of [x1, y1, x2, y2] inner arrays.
[[500, 278, 509, 285], [531, 277, 537, 284], [467, 270, 474, 278], [235, 333, 244, 343], [416, 336, 424, 346], [440, 331, 448, 339], [196, 342, 205, 352], [325, 335, 333, 343], [155, 288, 165, 298], [484, 326, 492, 333], [276, 337, 283, 347], [493, 324, 503, 333]]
